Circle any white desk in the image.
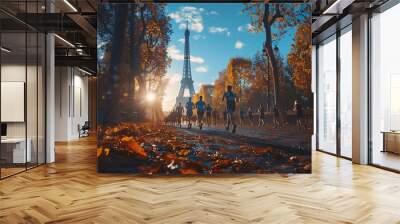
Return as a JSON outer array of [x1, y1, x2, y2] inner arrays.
[[1, 138, 31, 163]]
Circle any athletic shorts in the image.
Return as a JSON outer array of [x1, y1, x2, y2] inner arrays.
[[226, 102, 235, 113], [197, 111, 205, 119]]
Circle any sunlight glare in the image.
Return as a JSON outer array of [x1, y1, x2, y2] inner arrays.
[[146, 92, 156, 103]]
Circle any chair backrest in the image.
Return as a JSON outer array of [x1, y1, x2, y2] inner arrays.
[[83, 121, 90, 129]]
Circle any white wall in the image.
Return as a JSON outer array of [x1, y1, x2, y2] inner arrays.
[[312, 45, 316, 151], [55, 67, 89, 141]]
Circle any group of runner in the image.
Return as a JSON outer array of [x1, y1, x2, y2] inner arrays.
[[174, 85, 305, 133], [240, 104, 281, 128], [175, 85, 238, 133]]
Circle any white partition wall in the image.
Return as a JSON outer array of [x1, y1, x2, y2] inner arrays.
[[55, 67, 89, 141]]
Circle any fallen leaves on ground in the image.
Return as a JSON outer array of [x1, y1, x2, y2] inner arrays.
[[97, 122, 311, 174]]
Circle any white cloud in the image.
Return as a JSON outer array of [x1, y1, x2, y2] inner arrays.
[[195, 66, 208, 73], [237, 23, 256, 32], [209, 11, 218, 15], [235, 40, 244, 49], [209, 26, 230, 36], [191, 55, 205, 64], [193, 34, 206, 40], [168, 6, 204, 33], [209, 26, 227, 33], [167, 45, 204, 64], [178, 38, 185, 44]]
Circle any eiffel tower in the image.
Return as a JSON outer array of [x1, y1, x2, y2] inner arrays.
[[175, 21, 195, 108]]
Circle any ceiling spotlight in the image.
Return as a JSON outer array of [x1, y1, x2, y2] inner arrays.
[[1, 47, 11, 53], [63, 0, 78, 12], [54, 34, 75, 48], [78, 67, 93, 76]]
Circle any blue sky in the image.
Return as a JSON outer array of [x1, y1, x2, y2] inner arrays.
[[163, 3, 299, 111]]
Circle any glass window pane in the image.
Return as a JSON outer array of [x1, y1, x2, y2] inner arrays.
[[318, 35, 337, 154], [1, 31, 28, 177], [27, 31, 38, 169], [340, 28, 352, 158], [371, 4, 400, 171], [38, 33, 45, 165]]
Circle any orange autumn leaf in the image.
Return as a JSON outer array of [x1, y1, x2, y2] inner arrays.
[[253, 147, 273, 154], [177, 149, 190, 156], [97, 148, 103, 157], [104, 148, 110, 156], [179, 169, 199, 175], [126, 140, 147, 157]]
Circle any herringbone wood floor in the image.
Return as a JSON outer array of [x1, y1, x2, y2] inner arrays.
[[1, 136, 400, 224]]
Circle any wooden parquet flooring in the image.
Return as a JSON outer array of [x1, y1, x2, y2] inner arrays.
[[1, 136, 400, 224]]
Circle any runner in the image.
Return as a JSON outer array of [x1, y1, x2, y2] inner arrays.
[[293, 100, 304, 130], [258, 104, 265, 127], [247, 106, 254, 126], [222, 85, 238, 133], [185, 97, 194, 129], [175, 102, 184, 128], [223, 110, 227, 125], [205, 104, 213, 127], [212, 109, 218, 126], [273, 105, 280, 128], [239, 107, 245, 127], [195, 96, 206, 130]]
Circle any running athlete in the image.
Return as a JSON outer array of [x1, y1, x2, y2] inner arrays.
[[212, 110, 218, 126], [222, 85, 238, 133], [186, 97, 194, 129], [205, 104, 213, 127], [247, 106, 254, 126], [294, 100, 304, 129], [258, 104, 265, 127], [195, 96, 206, 130], [239, 107, 245, 127], [176, 102, 184, 128], [273, 105, 280, 128]]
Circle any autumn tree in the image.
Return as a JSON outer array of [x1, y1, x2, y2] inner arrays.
[[126, 3, 172, 118], [226, 58, 252, 105], [243, 3, 310, 110], [98, 4, 129, 125], [98, 3, 172, 124], [248, 52, 273, 110], [287, 23, 312, 99], [212, 70, 228, 112]]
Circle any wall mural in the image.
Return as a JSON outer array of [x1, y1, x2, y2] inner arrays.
[[97, 2, 312, 174]]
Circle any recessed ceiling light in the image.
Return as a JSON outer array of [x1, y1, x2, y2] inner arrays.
[[54, 34, 75, 48], [63, 0, 78, 12], [78, 67, 93, 76], [323, 0, 343, 15], [1, 47, 11, 53]]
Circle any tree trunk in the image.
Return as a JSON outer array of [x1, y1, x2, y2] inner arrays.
[[263, 4, 280, 108], [102, 5, 128, 126], [128, 5, 147, 121]]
